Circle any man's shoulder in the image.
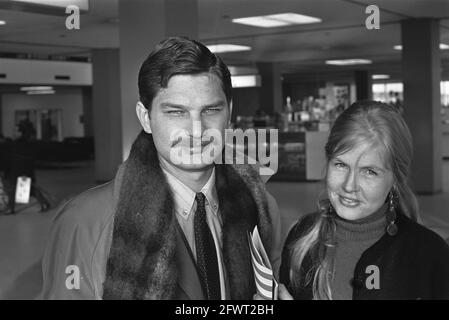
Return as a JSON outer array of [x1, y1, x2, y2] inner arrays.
[[284, 212, 317, 245], [41, 180, 118, 300], [53, 180, 117, 231]]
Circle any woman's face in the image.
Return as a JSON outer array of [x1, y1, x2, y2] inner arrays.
[[326, 143, 394, 220]]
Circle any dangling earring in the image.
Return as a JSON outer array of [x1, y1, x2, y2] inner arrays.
[[319, 199, 337, 248], [386, 191, 398, 236], [329, 202, 335, 215], [319, 199, 335, 218]]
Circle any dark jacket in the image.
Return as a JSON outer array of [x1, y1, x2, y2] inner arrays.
[[280, 212, 449, 300]]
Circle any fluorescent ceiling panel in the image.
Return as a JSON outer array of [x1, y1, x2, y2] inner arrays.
[[372, 74, 390, 80], [231, 75, 261, 88], [207, 44, 251, 53], [325, 59, 372, 66], [26, 90, 55, 95], [20, 86, 53, 91], [10, 0, 88, 10], [232, 13, 321, 28], [0, 20, 6, 25], [394, 43, 449, 50], [2, 0, 89, 15]]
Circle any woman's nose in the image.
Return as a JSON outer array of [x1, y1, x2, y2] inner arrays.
[[342, 170, 359, 193]]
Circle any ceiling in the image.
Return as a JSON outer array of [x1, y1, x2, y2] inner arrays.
[[0, 0, 448, 76]]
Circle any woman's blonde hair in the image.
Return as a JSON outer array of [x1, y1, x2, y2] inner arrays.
[[289, 100, 419, 300]]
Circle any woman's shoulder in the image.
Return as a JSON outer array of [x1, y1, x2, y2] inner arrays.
[[397, 213, 449, 255]]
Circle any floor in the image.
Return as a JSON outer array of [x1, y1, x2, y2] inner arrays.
[[1, 160, 448, 299], [0, 162, 97, 299]]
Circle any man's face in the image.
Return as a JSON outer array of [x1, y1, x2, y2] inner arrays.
[[148, 73, 230, 171]]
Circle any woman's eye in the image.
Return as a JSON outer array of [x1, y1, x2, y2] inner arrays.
[[334, 162, 346, 169], [366, 169, 377, 176]]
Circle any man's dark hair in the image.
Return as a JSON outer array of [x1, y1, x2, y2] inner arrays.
[[138, 37, 232, 110]]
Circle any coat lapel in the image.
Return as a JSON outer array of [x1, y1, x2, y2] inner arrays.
[[175, 224, 204, 300], [103, 131, 273, 300]]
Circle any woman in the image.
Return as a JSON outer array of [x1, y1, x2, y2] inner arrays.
[[279, 100, 449, 300]]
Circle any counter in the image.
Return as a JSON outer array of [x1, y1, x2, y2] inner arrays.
[[271, 131, 328, 181]]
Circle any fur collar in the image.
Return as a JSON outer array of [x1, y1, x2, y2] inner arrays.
[[102, 131, 272, 299]]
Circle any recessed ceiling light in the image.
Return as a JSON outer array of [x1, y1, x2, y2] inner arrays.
[[0, 20, 6, 25], [372, 74, 390, 80], [20, 86, 53, 91], [325, 59, 372, 66], [207, 44, 251, 53], [394, 43, 449, 50], [26, 90, 55, 95], [232, 13, 321, 28]]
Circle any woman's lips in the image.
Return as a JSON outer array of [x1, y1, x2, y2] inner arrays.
[[338, 195, 361, 208]]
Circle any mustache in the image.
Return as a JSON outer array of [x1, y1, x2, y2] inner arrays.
[[171, 136, 215, 148]]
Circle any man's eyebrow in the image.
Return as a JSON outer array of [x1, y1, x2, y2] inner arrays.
[[160, 103, 187, 109], [160, 100, 227, 109], [204, 100, 227, 107]]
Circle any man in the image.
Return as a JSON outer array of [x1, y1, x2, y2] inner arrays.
[[41, 37, 281, 300]]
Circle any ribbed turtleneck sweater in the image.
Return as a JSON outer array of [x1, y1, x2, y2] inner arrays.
[[331, 204, 388, 300]]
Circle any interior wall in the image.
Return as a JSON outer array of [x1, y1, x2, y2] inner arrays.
[[1, 91, 84, 139]]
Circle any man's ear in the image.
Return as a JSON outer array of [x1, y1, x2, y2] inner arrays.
[[136, 101, 152, 134]]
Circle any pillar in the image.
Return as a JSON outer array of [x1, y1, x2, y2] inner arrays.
[[354, 70, 372, 101], [91, 49, 123, 182], [118, 0, 198, 162], [257, 62, 283, 115], [401, 18, 442, 194], [82, 87, 93, 137], [92, 0, 198, 181]]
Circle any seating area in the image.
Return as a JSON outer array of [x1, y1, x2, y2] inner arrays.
[[0, 137, 94, 165], [0, 137, 93, 214]]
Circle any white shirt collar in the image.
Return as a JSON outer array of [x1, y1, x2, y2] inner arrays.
[[162, 167, 219, 220]]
